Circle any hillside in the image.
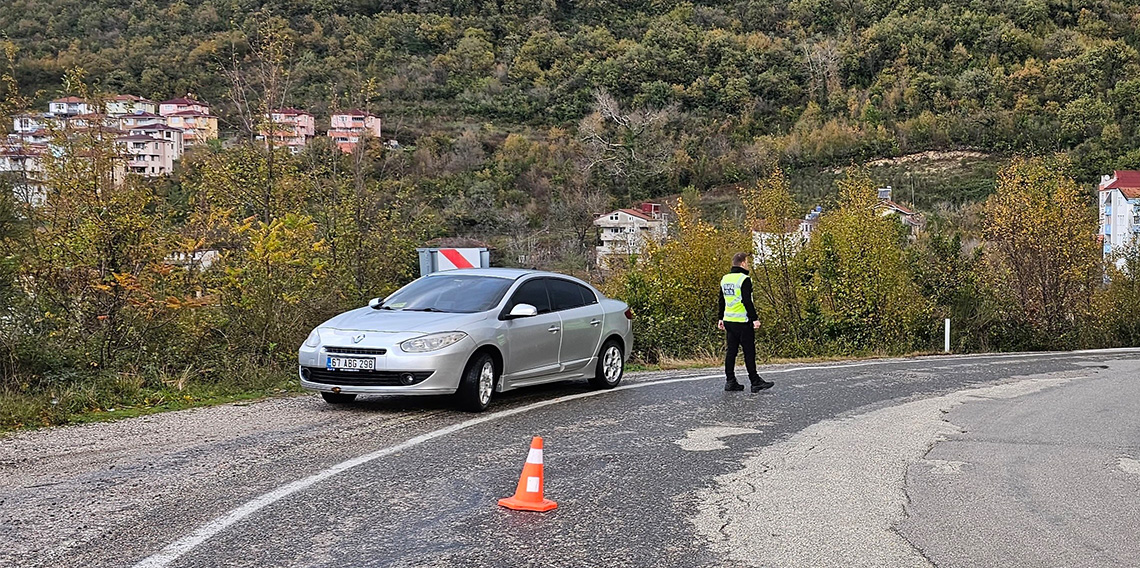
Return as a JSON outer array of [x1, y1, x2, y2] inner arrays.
[[3, 1, 1140, 188]]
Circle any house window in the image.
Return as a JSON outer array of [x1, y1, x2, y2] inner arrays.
[[610, 214, 618, 221]]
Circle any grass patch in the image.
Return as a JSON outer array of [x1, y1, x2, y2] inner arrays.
[[0, 365, 303, 434]]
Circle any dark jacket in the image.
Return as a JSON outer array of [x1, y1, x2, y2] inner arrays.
[[718, 266, 757, 323]]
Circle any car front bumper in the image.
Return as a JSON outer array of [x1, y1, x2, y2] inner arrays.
[[298, 336, 474, 396]]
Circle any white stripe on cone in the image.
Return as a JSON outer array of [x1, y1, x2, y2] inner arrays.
[[526, 448, 543, 464]]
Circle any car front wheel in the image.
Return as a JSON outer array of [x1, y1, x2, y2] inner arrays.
[[456, 352, 497, 412], [321, 391, 357, 404], [589, 339, 624, 389]]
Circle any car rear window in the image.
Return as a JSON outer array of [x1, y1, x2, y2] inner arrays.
[[383, 275, 513, 313], [548, 278, 590, 311]]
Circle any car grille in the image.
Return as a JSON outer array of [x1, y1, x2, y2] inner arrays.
[[303, 368, 433, 386], [324, 346, 388, 355]]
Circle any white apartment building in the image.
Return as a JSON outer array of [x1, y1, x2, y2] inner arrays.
[[129, 124, 184, 160], [1099, 171, 1140, 262], [594, 203, 668, 268], [48, 97, 93, 117], [0, 141, 47, 205], [117, 134, 177, 177], [753, 206, 821, 260]]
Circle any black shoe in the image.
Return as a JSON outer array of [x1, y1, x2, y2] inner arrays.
[[725, 382, 745, 391], [750, 379, 774, 393]]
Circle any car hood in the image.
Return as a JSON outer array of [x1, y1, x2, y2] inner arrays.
[[321, 307, 489, 334]]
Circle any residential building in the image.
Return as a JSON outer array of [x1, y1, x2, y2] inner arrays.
[[117, 133, 177, 177], [753, 206, 822, 260], [105, 95, 157, 117], [594, 202, 669, 268], [48, 96, 93, 117], [261, 108, 315, 154], [164, 111, 218, 147], [327, 110, 382, 153], [12, 113, 50, 134], [119, 111, 166, 130], [875, 186, 924, 234], [158, 96, 209, 116], [129, 124, 184, 160], [0, 141, 47, 205], [1099, 171, 1140, 262]]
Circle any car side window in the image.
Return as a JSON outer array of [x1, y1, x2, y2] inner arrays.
[[508, 279, 551, 314], [548, 278, 587, 311]]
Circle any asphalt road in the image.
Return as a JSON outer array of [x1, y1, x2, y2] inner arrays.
[[1, 349, 1138, 568]]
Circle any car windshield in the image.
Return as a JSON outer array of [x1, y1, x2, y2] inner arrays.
[[382, 275, 514, 313]]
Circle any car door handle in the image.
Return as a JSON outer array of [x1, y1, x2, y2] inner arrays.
[[590, 319, 601, 327], [548, 326, 560, 333]]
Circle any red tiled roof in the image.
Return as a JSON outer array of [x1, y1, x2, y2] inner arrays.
[[169, 110, 213, 117], [123, 112, 164, 119], [333, 109, 373, 117], [1102, 171, 1140, 198], [51, 96, 86, 103], [618, 208, 654, 221], [879, 199, 915, 215]]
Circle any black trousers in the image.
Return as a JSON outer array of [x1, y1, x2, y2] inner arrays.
[[724, 321, 760, 384]]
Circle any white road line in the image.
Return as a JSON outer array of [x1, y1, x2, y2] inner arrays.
[[133, 349, 1139, 567]]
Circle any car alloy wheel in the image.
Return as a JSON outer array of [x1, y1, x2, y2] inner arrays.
[[589, 339, 624, 389], [478, 360, 494, 406]]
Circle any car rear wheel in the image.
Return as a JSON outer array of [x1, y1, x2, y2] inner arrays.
[[589, 339, 624, 389], [457, 352, 497, 412], [320, 391, 357, 404]]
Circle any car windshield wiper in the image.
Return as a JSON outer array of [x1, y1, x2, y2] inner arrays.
[[404, 307, 449, 313]]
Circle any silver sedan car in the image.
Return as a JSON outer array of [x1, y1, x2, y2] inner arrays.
[[297, 268, 633, 411]]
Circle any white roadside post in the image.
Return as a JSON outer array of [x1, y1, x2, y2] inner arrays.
[[944, 318, 951, 353]]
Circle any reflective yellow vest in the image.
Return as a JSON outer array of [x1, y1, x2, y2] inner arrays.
[[720, 272, 749, 323]]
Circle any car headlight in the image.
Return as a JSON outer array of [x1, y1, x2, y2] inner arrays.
[[304, 328, 322, 348], [400, 332, 468, 353]]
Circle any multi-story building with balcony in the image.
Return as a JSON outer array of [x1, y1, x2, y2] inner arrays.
[[327, 110, 382, 153], [48, 97, 93, 117], [1099, 171, 1140, 263], [159, 96, 217, 147], [129, 124, 184, 161], [261, 108, 315, 154], [158, 96, 210, 116], [0, 141, 47, 205], [594, 203, 669, 268], [117, 133, 177, 177]]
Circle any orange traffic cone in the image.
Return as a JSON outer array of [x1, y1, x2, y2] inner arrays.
[[498, 436, 558, 512]]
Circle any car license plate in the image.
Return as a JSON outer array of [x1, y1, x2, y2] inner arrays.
[[326, 356, 375, 371]]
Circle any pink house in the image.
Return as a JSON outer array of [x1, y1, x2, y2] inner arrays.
[[327, 110, 382, 153], [262, 108, 315, 154]]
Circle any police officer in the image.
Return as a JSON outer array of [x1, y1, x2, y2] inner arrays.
[[718, 252, 774, 392]]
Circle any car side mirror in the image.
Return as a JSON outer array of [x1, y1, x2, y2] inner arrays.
[[369, 297, 383, 309], [506, 303, 538, 319]]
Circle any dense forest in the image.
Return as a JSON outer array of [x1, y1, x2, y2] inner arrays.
[[6, 0, 1140, 181], [5, 1, 1140, 429]]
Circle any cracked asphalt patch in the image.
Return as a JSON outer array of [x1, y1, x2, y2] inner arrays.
[[692, 373, 1086, 568]]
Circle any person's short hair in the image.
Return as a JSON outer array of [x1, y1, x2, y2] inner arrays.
[[732, 252, 750, 266]]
